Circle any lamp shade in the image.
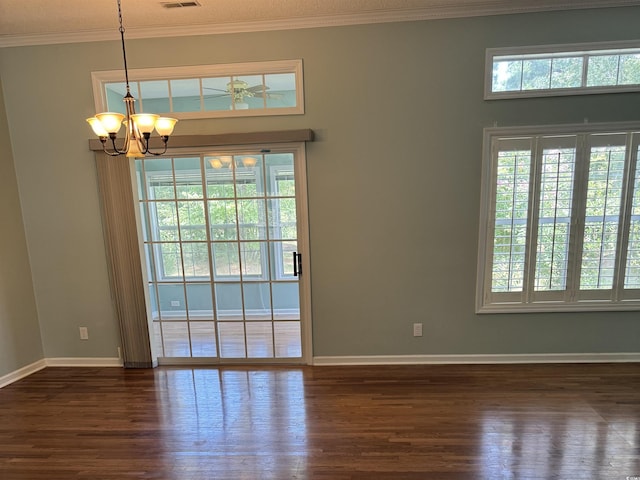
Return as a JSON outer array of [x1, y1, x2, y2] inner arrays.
[[131, 113, 159, 134], [86, 117, 109, 137], [95, 112, 125, 134], [155, 117, 178, 136]]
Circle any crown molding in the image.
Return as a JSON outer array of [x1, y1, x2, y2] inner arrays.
[[1, 1, 639, 48]]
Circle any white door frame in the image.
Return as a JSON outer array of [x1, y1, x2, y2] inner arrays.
[[131, 142, 313, 365]]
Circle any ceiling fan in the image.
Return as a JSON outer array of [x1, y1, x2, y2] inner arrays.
[[204, 79, 281, 108]]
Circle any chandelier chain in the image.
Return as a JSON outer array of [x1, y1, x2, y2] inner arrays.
[[117, 0, 131, 93]]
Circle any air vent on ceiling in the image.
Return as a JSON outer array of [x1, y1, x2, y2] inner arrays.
[[162, 1, 201, 8]]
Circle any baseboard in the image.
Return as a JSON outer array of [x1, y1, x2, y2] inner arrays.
[[313, 352, 640, 365], [45, 357, 124, 367], [0, 359, 47, 389], [0, 357, 124, 389], [3, 354, 637, 389]]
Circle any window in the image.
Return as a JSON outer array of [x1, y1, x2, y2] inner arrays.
[[486, 42, 640, 99], [477, 123, 640, 312], [92, 60, 304, 119], [142, 156, 295, 283]]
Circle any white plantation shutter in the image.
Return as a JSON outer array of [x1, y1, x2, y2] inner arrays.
[[490, 138, 532, 294], [534, 137, 577, 293], [579, 135, 627, 293], [625, 146, 640, 289], [478, 124, 640, 312]]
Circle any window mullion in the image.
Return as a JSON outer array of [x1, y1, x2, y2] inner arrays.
[[171, 158, 194, 357], [565, 134, 589, 302], [201, 156, 221, 358], [135, 81, 143, 112], [523, 136, 542, 303], [581, 54, 589, 88], [166, 80, 173, 113]]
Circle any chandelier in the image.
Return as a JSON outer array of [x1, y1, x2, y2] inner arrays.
[[86, 0, 177, 158]]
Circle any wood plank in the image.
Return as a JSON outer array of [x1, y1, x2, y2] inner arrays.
[[1, 363, 640, 479]]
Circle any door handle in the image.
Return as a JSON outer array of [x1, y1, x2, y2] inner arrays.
[[293, 252, 302, 277]]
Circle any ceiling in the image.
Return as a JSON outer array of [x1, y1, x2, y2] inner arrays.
[[1, 0, 640, 48]]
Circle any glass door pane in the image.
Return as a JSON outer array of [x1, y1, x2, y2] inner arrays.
[[136, 149, 304, 363]]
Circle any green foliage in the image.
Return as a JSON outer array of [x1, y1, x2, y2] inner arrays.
[[492, 50, 640, 93], [139, 156, 300, 282], [490, 139, 640, 294]]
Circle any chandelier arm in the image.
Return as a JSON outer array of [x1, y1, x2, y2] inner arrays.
[[146, 139, 170, 157], [103, 147, 123, 157], [139, 132, 151, 155], [99, 137, 125, 156], [136, 132, 169, 156]]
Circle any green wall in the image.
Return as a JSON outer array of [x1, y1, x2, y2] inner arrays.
[[1, 7, 640, 365], [0, 76, 43, 377], [0, 44, 122, 360]]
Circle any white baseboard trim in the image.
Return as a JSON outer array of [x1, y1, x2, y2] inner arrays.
[[313, 352, 640, 366], [0, 359, 47, 389], [3, 354, 638, 389], [0, 357, 124, 389], [45, 357, 123, 367]]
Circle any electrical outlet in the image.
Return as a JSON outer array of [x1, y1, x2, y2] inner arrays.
[[170, 300, 180, 307], [79, 327, 89, 340], [413, 323, 423, 337]]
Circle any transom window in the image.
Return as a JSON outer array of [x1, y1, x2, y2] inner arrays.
[[486, 42, 640, 99], [477, 123, 640, 312], [91, 60, 303, 119]]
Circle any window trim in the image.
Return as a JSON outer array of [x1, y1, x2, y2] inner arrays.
[[485, 40, 640, 100], [476, 121, 640, 313], [91, 59, 304, 119]]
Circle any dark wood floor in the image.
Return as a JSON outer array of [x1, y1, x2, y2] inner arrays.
[[1, 363, 640, 479]]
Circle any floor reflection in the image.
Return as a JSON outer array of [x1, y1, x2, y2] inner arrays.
[[153, 368, 307, 479], [481, 408, 640, 479]]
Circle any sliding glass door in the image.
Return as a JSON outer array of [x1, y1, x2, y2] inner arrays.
[[134, 144, 310, 363]]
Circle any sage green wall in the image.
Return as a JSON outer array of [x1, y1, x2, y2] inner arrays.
[[0, 46, 122, 359], [1, 7, 640, 361], [0, 76, 43, 376]]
